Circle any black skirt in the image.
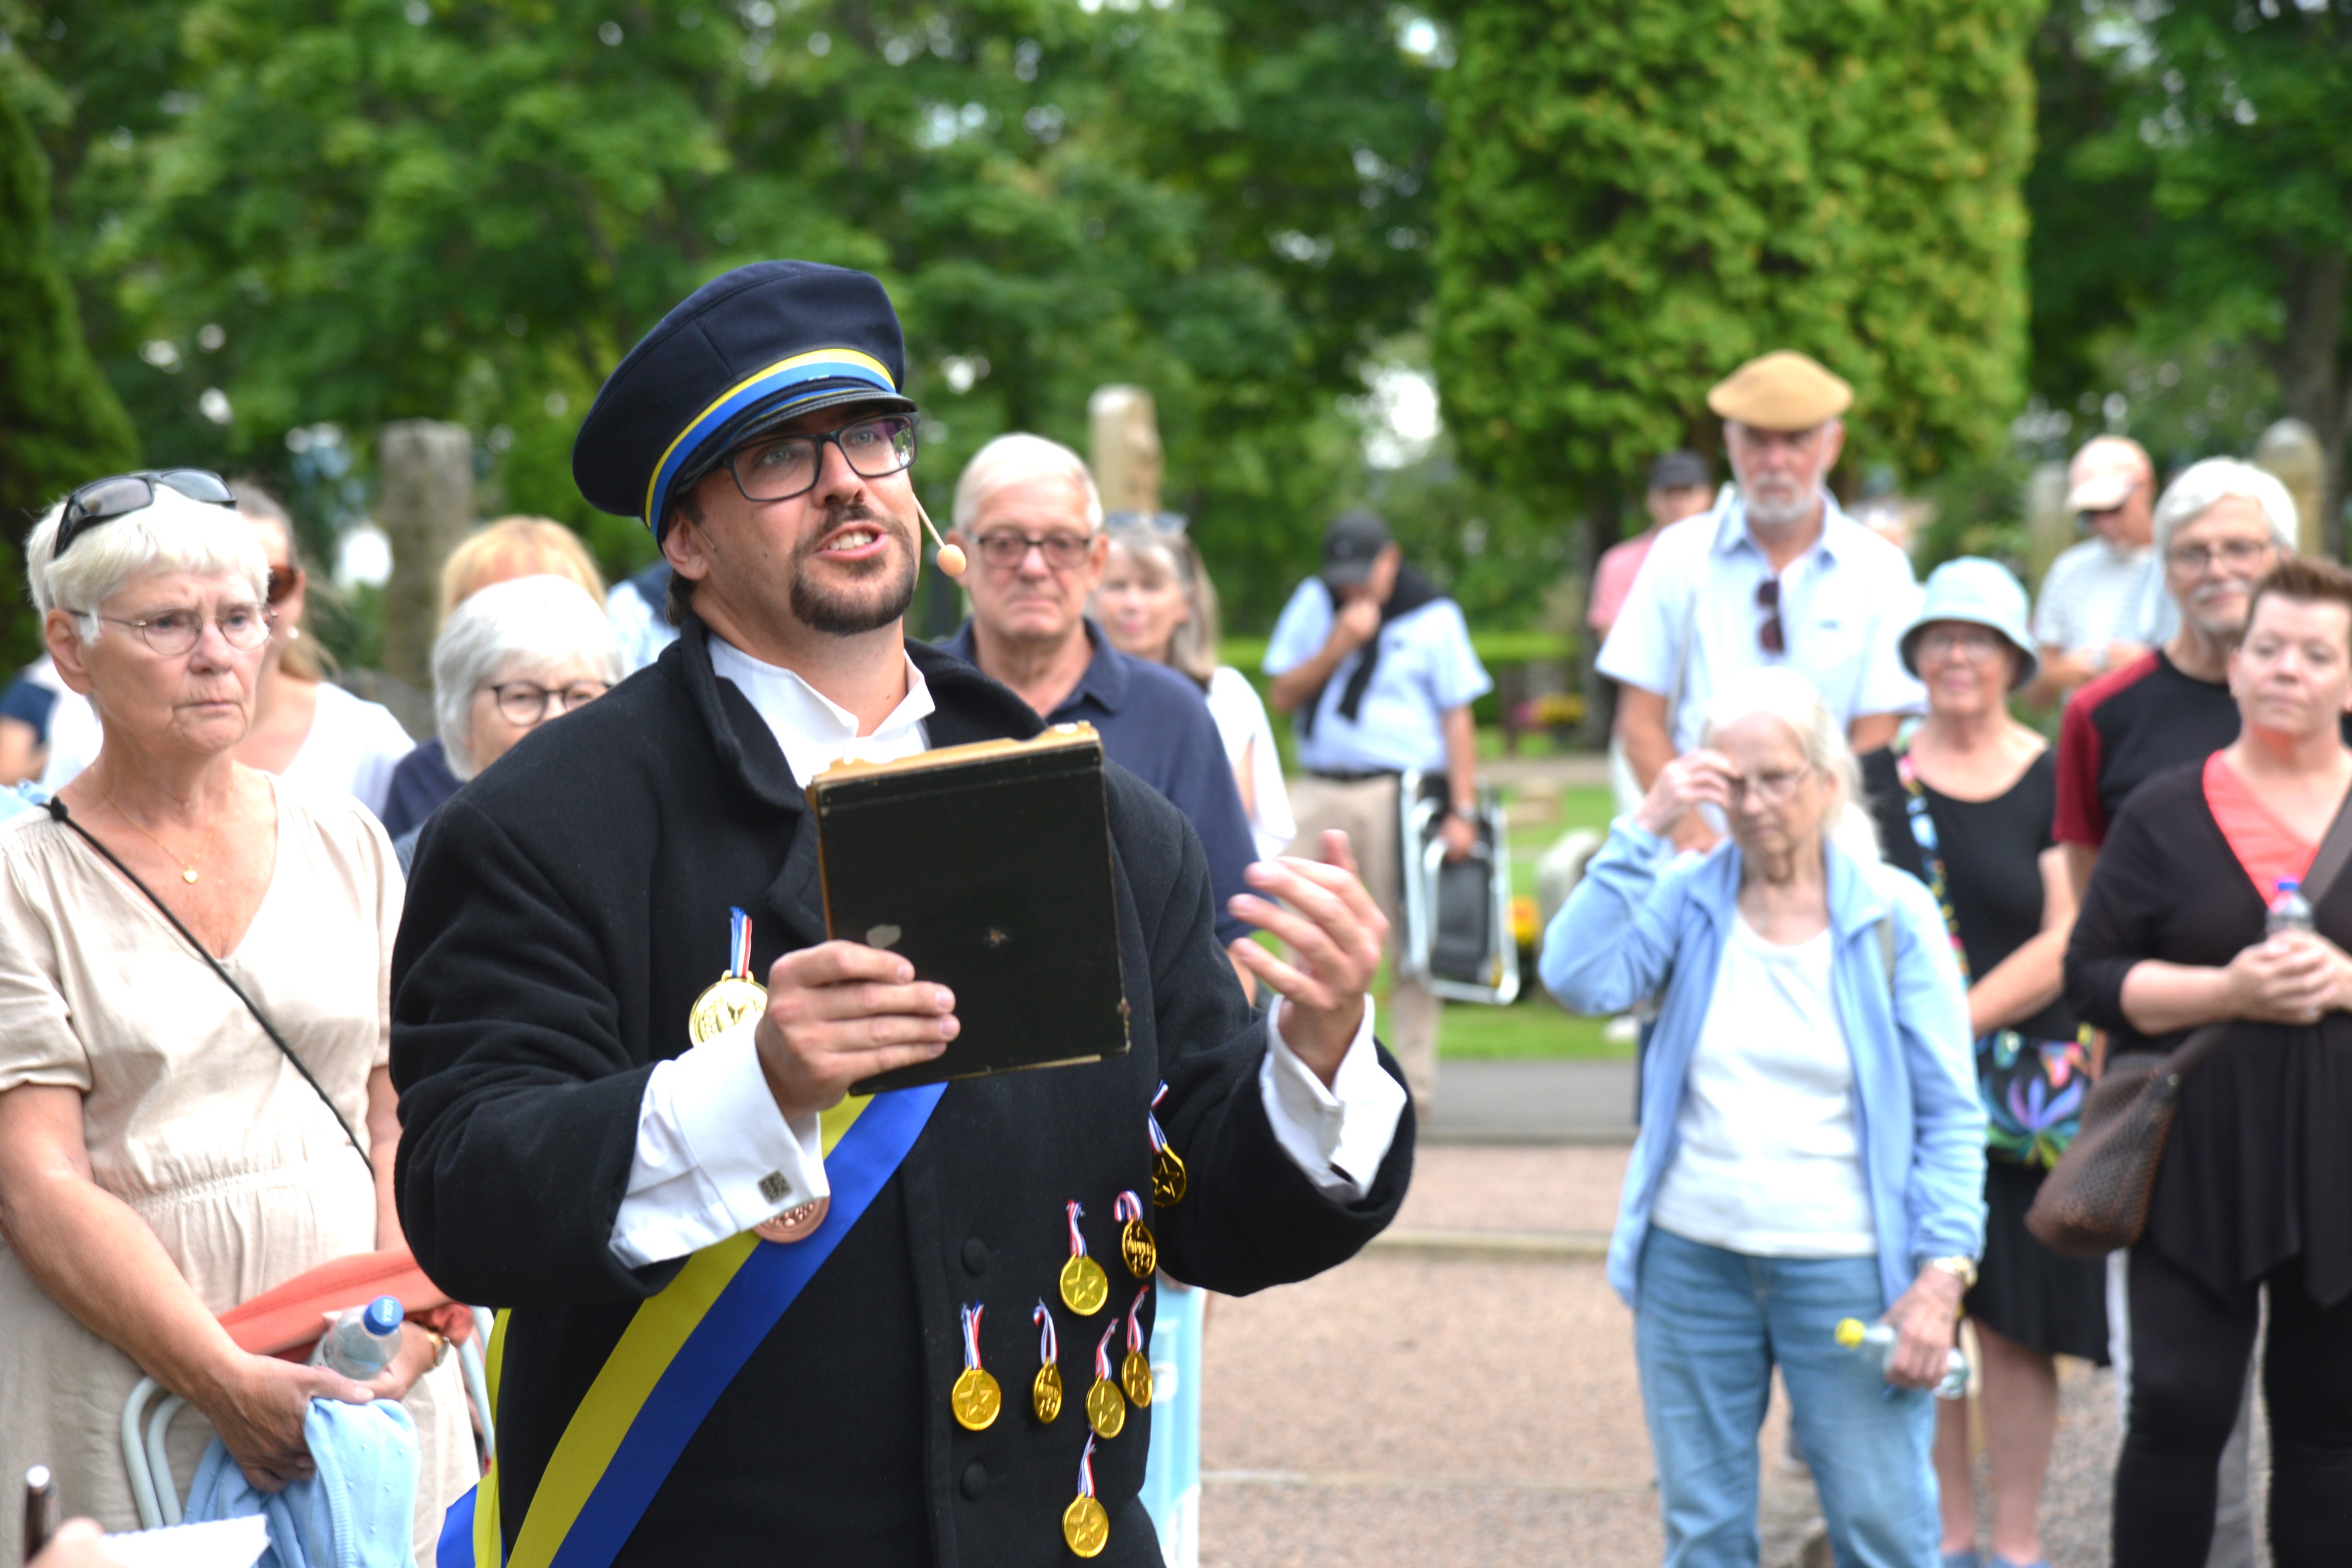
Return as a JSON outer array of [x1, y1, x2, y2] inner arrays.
[[1965, 1160, 2111, 1363]]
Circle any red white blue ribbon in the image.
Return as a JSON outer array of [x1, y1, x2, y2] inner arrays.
[[1067, 1200, 1088, 1258], [1033, 1301, 1057, 1365], [960, 1303, 985, 1371], [1147, 1083, 1171, 1155], [727, 906, 753, 980], [1125, 1284, 1149, 1356], [1077, 1433, 1098, 1499], [1095, 1319, 1117, 1382], [1114, 1191, 1144, 1227]]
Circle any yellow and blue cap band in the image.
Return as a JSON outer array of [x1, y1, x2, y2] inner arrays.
[[642, 347, 898, 532]]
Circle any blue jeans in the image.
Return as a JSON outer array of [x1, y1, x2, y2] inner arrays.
[[1635, 1227, 1937, 1568]]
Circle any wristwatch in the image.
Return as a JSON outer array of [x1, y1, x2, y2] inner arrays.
[[1926, 1255, 1978, 1291]]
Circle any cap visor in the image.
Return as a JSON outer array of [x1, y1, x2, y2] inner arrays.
[[1322, 562, 1375, 588], [2067, 479, 2130, 512]]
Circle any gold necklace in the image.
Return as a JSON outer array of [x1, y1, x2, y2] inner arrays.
[[100, 782, 223, 885]]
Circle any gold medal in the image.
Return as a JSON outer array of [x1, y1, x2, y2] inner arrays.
[[1121, 1349, 1153, 1409], [1059, 1201, 1109, 1314], [1063, 1437, 1110, 1558], [1086, 1319, 1125, 1438], [1148, 1084, 1187, 1206], [754, 1196, 828, 1244], [1063, 1495, 1109, 1558], [688, 909, 767, 1045], [1031, 1302, 1063, 1423], [1151, 1146, 1187, 1207], [1085, 1376, 1125, 1439], [950, 1367, 1001, 1431], [1119, 1283, 1153, 1408], [951, 1305, 1001, 1431], [1113, 1191, 1156, 1278]]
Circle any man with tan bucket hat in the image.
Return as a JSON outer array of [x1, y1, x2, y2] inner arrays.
[[1599, 349, 1922, 849]]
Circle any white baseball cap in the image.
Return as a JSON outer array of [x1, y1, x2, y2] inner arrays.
[[2066, 435, 2153, 513]]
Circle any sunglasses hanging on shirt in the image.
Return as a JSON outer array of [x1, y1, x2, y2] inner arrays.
[[1756, 577, 1785, 654]]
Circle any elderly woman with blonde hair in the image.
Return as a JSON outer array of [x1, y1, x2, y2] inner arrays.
[[0, 473, 472, 1558], [391, 574, 622, 871], [1545, 665, 1982, 1568]]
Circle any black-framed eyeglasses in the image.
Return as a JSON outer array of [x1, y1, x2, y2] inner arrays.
[[972, 531, 1096, 571], [480, 679, 609, 725], [719, 415, 918, 505], [97, 601, 274, 657], [1756, 577, 1785, 654], [57, 470, 238, 557]]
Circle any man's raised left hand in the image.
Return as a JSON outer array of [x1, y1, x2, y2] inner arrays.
[[1227, 829, 1387, 1086]]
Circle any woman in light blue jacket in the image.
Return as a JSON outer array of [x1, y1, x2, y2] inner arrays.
[[1545, 667, 1983, 1568]]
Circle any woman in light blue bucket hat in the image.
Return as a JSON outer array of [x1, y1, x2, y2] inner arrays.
[[1861, 557, 2106, 1568]]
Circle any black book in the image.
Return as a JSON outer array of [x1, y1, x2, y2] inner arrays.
[[809, 724, 1131, 1094]]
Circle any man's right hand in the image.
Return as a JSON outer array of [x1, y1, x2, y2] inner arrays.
[[754, 942, 958, 1122]]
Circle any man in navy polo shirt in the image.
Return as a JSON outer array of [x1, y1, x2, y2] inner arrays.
[[941, 433, 1257, 955]]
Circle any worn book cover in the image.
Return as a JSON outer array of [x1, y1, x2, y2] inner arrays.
[[809, 724, 1131, 1093]]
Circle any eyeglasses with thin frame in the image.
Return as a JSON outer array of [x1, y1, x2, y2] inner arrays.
[[1726, 765, 1813, 805], [1756, 578, 1785, 654], [97, 602, 274, 657], [1917, 624, 2005, 660], [480, 679, 609, 726], [718, 416, 917, 505], [57, 470, 237, 557], [2165, 538, 2274, 576], [972, 531, 1096, 572]]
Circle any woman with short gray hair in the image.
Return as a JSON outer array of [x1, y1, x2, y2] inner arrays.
[[0, 473, 472, 1557], [1545, 665, 1982, 1567], [396, 574, 621, 869]]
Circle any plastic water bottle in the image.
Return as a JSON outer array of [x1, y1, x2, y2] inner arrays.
[[313, 1295, 403, 1379], [2268, 878, 2316, 936], [1834, 1317, 1968, 1400]]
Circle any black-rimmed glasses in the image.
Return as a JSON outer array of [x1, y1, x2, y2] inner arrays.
[[719, 416, 917, 505], [97, 602, 273, 657], [481, 679, 609, 725], [57, 471, 238, 557], [1757, 578, 1785, 654]]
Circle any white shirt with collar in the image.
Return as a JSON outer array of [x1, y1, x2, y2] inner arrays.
[[1597, 493, 1925, 755], [608, 634, 1406, 1267]]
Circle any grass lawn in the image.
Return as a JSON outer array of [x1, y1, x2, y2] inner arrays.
[[1437, 996, 1630, 1060]]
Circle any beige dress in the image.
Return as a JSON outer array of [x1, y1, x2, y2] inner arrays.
[[0, 780, 474, 1562]]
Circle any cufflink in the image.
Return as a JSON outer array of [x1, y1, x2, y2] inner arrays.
[[758, 1170, 792, 1204]]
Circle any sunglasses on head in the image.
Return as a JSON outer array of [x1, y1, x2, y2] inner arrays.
[[1104, 510, 1189, 537], [56, 470, 237, 558]]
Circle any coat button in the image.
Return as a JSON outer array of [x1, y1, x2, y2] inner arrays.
[[962, 1238, 989, 1275], [961, 1461, 988, 1499]]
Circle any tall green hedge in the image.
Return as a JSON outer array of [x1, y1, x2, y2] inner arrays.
[[1431, 0, 2039, 519], [0, 70, 137, 661]]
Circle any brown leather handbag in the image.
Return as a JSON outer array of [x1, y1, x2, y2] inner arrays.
[[2027, 793, 2352, 1260]]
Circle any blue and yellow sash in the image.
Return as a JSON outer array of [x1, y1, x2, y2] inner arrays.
[[438, 1084, 944, 1568]]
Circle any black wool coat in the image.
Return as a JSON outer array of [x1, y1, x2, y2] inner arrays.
[[390, 619, 1414, 1566]]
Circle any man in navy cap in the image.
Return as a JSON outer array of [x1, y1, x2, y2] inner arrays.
[[389, 261, 1411, 1567]]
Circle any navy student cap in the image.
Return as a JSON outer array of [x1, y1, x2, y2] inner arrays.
[[572, 260, 916, 537]]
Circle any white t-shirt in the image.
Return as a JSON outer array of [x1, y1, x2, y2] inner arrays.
[[42, 680, 416, 820], [2030, 536, 2176, 656], [1648, 912, 1877, 1257], [1204, 666, 1294, 860]]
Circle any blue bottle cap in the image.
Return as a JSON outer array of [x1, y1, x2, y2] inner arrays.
[[363, 1295, 405, 1336]]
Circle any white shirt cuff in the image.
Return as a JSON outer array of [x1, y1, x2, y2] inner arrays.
[[1258, 995, 1406, 1202], [607, 1019, 828, 1268]]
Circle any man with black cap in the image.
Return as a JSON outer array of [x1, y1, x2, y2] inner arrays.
[[1262, 512, 1490, 1116], [390, 261, 1412, 1567]]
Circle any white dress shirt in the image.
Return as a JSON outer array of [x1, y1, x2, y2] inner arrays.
[[608, 635, 1406, 1267]]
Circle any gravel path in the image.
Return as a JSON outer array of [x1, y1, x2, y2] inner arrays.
[[1197, 1145, 2159, 1567]]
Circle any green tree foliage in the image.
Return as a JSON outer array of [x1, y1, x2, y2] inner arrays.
[[2059, 0, 2352, 546], [0, 58, 139, 663], [19, 0, 1440, 628], [1429, 0, 2039, 523]]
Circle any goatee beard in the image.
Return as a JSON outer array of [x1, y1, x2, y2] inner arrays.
[[791, 504, 920, 635]]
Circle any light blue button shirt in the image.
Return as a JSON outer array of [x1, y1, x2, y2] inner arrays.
[[1598, 495, 1924, 753], [1263, 581, 1491, 773]]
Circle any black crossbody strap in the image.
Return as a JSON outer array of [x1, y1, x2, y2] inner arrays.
[[46, 798, 374, 1179], [2300, 782, 2352, 910]]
